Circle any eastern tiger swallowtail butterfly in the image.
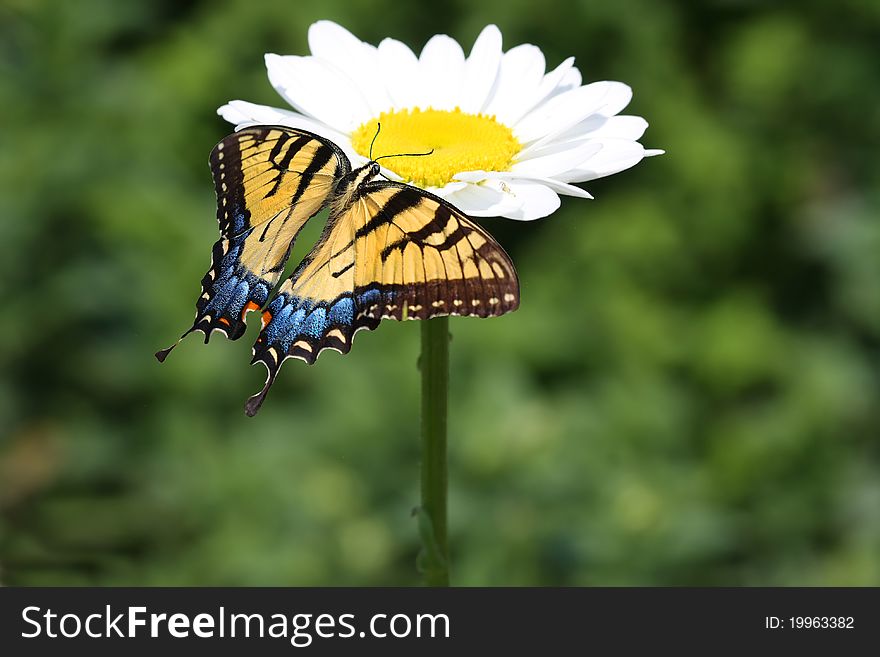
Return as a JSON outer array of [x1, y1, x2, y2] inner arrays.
[[156, 125, 520, 416]]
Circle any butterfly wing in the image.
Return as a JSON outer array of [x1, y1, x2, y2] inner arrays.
[[156, 126, 350, 361], [245, 182, 519, 415]]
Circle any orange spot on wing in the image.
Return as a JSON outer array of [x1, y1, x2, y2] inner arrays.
[[261, 311, 273, 329], [218, 317, 231, 327], [242, 301, 261, 319]]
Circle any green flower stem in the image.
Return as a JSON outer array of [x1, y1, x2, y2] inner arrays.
[[419, 316, 450, 586]]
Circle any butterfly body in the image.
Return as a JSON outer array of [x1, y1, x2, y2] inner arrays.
[[329, 161, 382, 217], [157, 126, 519, 415]]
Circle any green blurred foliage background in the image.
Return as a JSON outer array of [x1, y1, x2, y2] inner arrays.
[[1, 0, 878, 586]]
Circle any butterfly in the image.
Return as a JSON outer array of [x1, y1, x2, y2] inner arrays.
[[156, 125, 520, 415]]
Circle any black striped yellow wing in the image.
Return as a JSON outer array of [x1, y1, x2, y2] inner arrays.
[[156, 126, 350, 361], [246, 182, 519, 415]]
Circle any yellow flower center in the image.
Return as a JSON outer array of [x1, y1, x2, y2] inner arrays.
[[351, 107, 521, 188]]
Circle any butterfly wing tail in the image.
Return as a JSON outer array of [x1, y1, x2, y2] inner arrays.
[[156, 233, 274, 362], [155, 330, 193, 362], [242, 290, 381, 415], [244, 360, 276, 417]]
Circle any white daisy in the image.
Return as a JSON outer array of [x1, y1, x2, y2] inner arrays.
[[219, 21, 662, 221]]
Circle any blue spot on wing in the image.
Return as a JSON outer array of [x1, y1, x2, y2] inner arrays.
[[204, 274, 240, 313], [233, 210, 247, 233], [264, 302, 295, 344], [267, 294, 287, 315], [253, 283, 270, 305], [221, 232, 248, 265], [360, 288, 380, 303], [356, 288, 381, 307], [202, 263, 263, 322], [301, 307, 328, 339], [280, 307, 309, 350], [354, 287, 397, 318], [263, 295, 315, 351], [328, 297, 354, 325], [259, 288, 387, 362], [230, 281, 249, 314], [262, 293, 362, 352]]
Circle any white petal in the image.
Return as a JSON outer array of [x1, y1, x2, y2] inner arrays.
[[514, 81, 632, 148], [424, 181, 469, 197], [526, 177, 592, 199], [217, 101, 362, 165], [454, 170, 592, 199], [217, 100, 296, 126], [597, 82, 633, 116], [418, 34, 465, 110], [499, 56, 576, 126], [530, 57, 576, 105], [216, 100, 343, 139], [502, 180, 561, 220], [443, 180, 520, 217], [453, 170, 500, 182], [377, 38, 421, 109], [511, 141, 603, 177], [585, 115, 648, 140], [306, 21, 390, 116], [554, 138, 650, 183], [265, 53, 372, 132], [484, 44, 546, 126], [445, 178, 560, 220], [548, 66, 582, 99], [522, 115, 649, 159], [521, 115, 608, 155], [308, 20, 370, 62], [459, 24, 503, 113]]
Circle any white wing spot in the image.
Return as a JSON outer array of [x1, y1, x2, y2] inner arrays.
[[489, 297, 499, 305], [453, 300, 463, 307], [471, 299, 480, 306], [431, 300, 445, 308], [504, 293, 515, 303]]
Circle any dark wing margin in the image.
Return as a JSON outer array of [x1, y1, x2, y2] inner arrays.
[[243, 181, 520, 416], [155, 125, 350, 362]]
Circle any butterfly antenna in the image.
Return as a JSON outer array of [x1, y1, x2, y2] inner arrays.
[[369, 122, 381, 160], [374, 148, 434, 162]]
